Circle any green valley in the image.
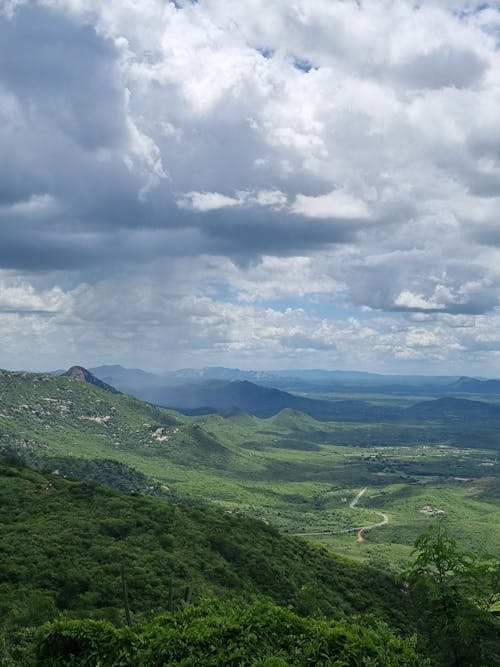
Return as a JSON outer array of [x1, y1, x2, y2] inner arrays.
[[1, 368, 499, 665], [1, 369, 500, 570]]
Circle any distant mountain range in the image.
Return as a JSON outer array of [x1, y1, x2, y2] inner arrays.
[[79, 366, 398, 420], [89, 364, 463, 389], [446, 376, 500, 394], [64, 364, 500, 422], [88, 364, 500, 393], [127, 379, 405, 421], [158, 366, 462, 391], [406, 396, 500, 421]]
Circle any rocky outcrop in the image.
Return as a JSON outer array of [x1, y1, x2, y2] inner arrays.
[[62, 366, 121, 394]]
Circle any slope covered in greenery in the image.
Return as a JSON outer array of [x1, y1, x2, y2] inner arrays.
[[0, 458, 411, 631], [0, 369, 246, 474], [34, 599, 425, 666], [3, 459, 498, 665]]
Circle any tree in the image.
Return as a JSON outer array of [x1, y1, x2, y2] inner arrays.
[[402, 523, 500, 667]]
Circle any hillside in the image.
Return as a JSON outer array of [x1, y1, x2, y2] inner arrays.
[[137, 379, 335, 417], [0, 369, 243, 477], [446, 376, 500, 395], [2, 367, 500, 572], [0, 458, 411, 630]]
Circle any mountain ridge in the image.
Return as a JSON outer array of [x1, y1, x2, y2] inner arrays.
[[62, 365, 121, 394]]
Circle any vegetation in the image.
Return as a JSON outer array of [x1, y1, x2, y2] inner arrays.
[[1, 368, 500, 663], [403, 524, 500, 666], [0, 460, 499, 664], [0, 458, 411, 631], [1, 369, 500, 570], [34, 599, 426, 666]]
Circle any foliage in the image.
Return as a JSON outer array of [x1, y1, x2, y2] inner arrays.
[[35, 619, 135, 667], [0, 458, 410, 633], [35, 599, 426, 667], [0, 627, 36, 667], [402, 524, 500, 666]]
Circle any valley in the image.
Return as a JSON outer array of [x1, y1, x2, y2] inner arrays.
[[1, 367, 499, 572], [1, 366, 499, 665]]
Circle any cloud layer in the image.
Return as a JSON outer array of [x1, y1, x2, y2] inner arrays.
[[2, 0, 500, 373]]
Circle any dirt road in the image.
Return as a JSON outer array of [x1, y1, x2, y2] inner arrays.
[[349, 487, 367, 508], [293, 487, 388, 539], [355, 510, 388, 542]]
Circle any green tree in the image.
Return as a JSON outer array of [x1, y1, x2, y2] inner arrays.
[[403, 524, 500, 667]]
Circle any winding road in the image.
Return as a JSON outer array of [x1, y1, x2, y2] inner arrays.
[[295, 487, 388, 540], [349, 487, 367, 508]]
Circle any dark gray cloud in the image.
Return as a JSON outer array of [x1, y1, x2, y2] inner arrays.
[[200, 208, 358, 258], [0, 5, 127, 151]]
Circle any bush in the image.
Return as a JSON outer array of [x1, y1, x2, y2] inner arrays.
[[35, 619, 136, 667], [35, 599, 426, 667]]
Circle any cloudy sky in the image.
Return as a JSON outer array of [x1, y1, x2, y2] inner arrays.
[[2, 0, 500, 374]]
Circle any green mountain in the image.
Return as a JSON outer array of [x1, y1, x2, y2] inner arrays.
[[0, 458, 410, 630], [1, 369, 499, 664], [0, 368, 242, 475]]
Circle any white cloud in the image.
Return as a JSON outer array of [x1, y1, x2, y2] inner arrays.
[[2, 1, 500, 372], [252, 189, 287, 207], [217, 255, 343, 302], [292, 190, 373, 220], [177, 189, 287, 212], [0, 194, 60, 217], [178, 191, 243, 212], [394, 290, 445, 311], [0, 280, 71, 314]]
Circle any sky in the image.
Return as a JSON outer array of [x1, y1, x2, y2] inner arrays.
[[2, 0, 500, 375]]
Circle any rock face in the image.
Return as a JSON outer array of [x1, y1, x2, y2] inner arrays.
[[62, 366, 121, 394]]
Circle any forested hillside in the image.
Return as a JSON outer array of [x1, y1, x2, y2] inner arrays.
[[0, 458, 409, 628], [0, 457, 429, 665]]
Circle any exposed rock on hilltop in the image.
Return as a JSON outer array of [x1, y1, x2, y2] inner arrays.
[[62, 366, 121, 394]]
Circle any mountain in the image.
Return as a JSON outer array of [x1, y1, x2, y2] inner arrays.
[[62, 365, 121, 394], [90, 364, 170, 390], [95, 365, 464, 396], [0, 368, 240, 475], [406, 396, 500, 421], [137, 379, 327, 416], [134, 378, 402, 421], [161, 367, 459, 386], [446, 376, 500, 395], [161, 366, 280, 383]]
